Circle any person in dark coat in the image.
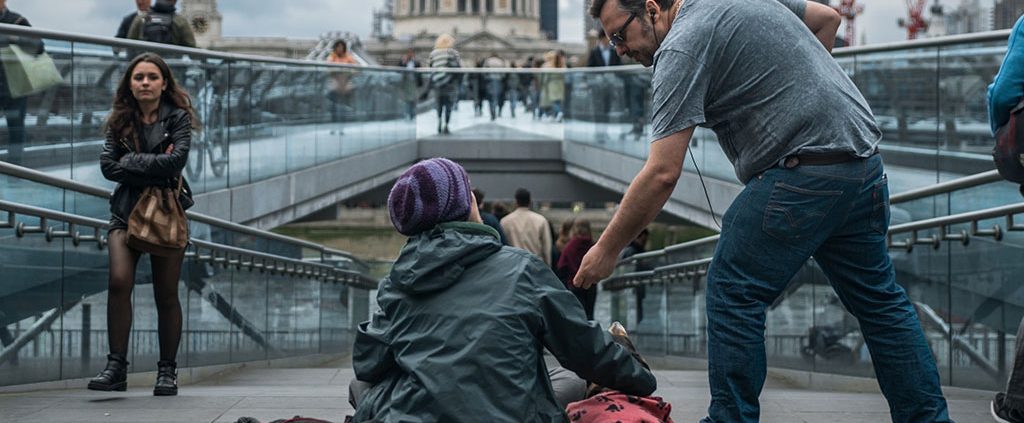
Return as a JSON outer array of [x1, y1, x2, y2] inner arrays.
[[92, 52, 197, 397], [471, 188, 507, 245], [558, 219, 597, 319], [116, 0, 151, 39], [350, 158, 655, 422], [586, 31, 622, 67]]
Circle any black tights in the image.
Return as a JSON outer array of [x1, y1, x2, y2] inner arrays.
[[106, 230, 185, 362]]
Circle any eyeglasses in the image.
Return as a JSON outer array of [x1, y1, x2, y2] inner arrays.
[[608, 12, 637, 48]]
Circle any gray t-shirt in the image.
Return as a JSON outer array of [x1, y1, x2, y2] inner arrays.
[[650, 0, 881, 183]]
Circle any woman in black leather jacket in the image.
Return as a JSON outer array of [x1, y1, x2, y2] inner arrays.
[[90, 53, 198, 396]]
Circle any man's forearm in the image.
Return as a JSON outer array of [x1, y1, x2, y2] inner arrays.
[[596, 163, 679, 255]]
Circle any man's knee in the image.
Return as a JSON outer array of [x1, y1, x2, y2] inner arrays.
[[548, 366, 586, 409]]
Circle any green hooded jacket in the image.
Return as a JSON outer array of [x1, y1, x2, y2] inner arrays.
[[352, 222, 656, 422]]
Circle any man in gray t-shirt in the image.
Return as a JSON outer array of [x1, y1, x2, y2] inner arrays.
[[573, 0, 952, 422]]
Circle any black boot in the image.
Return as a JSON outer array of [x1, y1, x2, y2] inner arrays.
[[87, 353, 128, 391], [153, 360, 178, 396]]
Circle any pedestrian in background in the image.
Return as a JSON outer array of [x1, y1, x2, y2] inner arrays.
[[986, 13, 1024, 423], [0, 0, 40, 166], [127, 0, 196, 48], [428, 34, 461, 134], [116, 0, 151, 39], [557, 219, 597, 319], [500, 188, 552, 266]]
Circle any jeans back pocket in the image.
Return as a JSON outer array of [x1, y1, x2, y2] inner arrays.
[[870, 174, 891, 235], [763, 182, 843, 243]]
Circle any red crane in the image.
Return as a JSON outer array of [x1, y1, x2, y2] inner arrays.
[[899, 0, 929, 40], [833, 0, 864, 46]]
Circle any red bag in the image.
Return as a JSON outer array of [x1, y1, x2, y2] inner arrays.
[[565, 391, 674, 423]]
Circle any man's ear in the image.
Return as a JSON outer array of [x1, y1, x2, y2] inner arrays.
[[645, 0, 660, 20]]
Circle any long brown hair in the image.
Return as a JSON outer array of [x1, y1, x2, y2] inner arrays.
[[104, 53, 199, 143]]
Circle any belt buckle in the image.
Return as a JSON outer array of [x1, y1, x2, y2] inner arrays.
[[783, 156, 800, 169]]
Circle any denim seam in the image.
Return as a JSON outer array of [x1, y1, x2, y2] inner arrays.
[[792, 166, 864, 183]]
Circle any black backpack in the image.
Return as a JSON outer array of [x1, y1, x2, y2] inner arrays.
[[141, 12, 174, 44], [994, 98, 1024, 196]]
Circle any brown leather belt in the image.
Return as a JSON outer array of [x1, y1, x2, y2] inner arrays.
[[782, 150, 875, 169]]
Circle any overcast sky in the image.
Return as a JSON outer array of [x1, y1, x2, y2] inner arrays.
[[8, 0, 984, 46]]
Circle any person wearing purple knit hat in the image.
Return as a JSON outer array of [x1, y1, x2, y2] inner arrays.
[[387, 157, 476, 235], [348, 158, 656, 422]]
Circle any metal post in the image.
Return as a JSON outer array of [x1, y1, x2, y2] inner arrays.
[[662, 282, 669, 355], [81, 304, 91, 366]]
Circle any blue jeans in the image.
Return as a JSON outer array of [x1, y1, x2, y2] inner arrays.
[[702, 155, 951, 423]]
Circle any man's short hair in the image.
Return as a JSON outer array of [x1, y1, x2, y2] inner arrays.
[[588, 0, 674, 19], [472, 188, 485, 207], [514, 188, 531, 207]]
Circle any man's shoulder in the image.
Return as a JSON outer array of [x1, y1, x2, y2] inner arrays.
[[172, 14, 191, 26], [525, 209, 548, 222], [1, 10, 26, 25]]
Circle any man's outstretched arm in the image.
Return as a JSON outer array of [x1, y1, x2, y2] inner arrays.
[[573, 128, 693, 289]]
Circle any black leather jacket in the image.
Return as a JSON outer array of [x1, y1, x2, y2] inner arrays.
[[100, 101, 194, 223]]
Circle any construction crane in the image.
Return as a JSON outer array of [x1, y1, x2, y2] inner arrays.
[[898, 0, 940, 40], [832, 0, 864, 47]]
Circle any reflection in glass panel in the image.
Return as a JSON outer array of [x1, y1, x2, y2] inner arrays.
[[0, 207, 65, 385], [634, 282, 665, 356], [182, 250, 234, 367], [228, 60, 253, 187], [232, 267, 269, 363], [666, 282, 705, 358], [947, 216, 1023, 390], [70, 41, 122, 189]]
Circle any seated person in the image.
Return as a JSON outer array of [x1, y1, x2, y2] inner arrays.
[[349, 158, 656, 422]]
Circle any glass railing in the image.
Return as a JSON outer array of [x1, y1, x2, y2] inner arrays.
[[0, 24, 415, 217], [1, 22, 1021, 392], [0, 163, 376, 387], [601, 169, 1024, 391]]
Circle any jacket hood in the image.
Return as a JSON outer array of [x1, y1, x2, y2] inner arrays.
[[152, 1, 177, 13], [388, 222, 501, 295]]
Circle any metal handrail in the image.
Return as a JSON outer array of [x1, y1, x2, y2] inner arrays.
[[889, 170, 1003, 204], [604, 202, 1024, 290], [888, 203, 1024, 252], [622, 169, 1014, 267], [832, 29, 1011, 56], [0, 199, 377, 289], [1, 23, 1009, 75], [0, 23, 385, 72], [0, 161, 364, 266]]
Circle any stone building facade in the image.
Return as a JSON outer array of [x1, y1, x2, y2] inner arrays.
[[179, 0, 584, 65]]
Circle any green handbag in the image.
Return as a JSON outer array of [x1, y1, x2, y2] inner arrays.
[[0, 44, 62, 98]]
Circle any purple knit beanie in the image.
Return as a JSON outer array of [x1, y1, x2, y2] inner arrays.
[[387, 158, 473, 236]]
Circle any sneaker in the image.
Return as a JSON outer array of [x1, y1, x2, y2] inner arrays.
[[992, 393, 1024, 423]]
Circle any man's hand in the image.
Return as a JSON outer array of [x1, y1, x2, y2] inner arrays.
[[165, 144, 174, 154], [573, 244, 618, 289], [572, 128, 694, 289]]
